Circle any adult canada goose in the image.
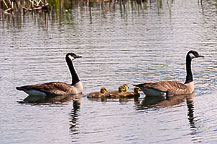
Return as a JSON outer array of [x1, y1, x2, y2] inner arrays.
[[134, 50, 204, 97], [87, 87, 108, 98], [16, 53, 83, 97]]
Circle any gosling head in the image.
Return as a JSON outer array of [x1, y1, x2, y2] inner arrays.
[[66, 53, 82, 61], [134, 86, 140, 93], [122, 84, 129, 92], [100, 87, 107, 94], [118, 86, 125, 92], [187, 50, 204, 60]]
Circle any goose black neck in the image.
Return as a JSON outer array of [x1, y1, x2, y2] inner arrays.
[[185, 55, 193, 84], [66, 57, 80, 85]]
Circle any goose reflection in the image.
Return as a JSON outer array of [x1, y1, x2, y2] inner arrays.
[[186, 94, 196, 129], [136, 93, 195, 109], [19, 93, 82, 104], [136, 93, 197, 130], [69, 98, 81, 136]]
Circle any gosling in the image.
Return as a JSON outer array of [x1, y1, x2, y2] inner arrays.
[[105, 86, 126, 98], [119, 86, 140, 98], [87, 88, 107, 98], [122, 84, 129, 92]]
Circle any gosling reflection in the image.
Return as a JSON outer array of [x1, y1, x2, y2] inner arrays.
[[87, 86, 140, 104], [20, 93, 82, 104], [87, 96, 140, 104], [87, 97, 128, 104]]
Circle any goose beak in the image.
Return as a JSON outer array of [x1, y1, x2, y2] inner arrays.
[[197, 55, 204, 58], [75, 55, 82, 58]]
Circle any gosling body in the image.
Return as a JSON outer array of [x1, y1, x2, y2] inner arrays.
[[87, 88, 107, 98], [119, 86, 140, 98], [105, 85, 126, 98]]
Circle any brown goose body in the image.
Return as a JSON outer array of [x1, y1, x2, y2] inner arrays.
[[135, 50, 203, 97], [136, 81, 194, 97], [16, 53, 83, 97], [16, 82, 83, 97]]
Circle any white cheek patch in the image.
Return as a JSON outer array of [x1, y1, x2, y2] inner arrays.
[[68, 55, 75, 61], [189, 53, 195, 58]]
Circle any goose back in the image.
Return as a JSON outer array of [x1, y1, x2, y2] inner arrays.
[[16, 81, 83, 97]]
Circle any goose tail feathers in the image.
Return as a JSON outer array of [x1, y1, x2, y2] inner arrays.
[[16, 86, 26, 91]]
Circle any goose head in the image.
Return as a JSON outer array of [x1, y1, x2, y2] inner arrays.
[[187, 50, 204, 59], [100, 87, 107, 94], [66, 53, 82, 61]]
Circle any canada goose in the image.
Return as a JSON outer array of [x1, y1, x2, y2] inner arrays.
[[120, 86, 140, 98], [87, 87, 108, 98], [16, 53, 83, 97], [134, 50, 204, 97]]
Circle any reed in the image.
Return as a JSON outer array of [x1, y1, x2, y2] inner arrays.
[[0, 0, 50, 14], [0, 1, 147, 10], [0, 0, 162, 15]]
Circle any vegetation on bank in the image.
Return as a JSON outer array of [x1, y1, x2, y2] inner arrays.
[[0, 0, 208, 16], [1, 0, 51, 14], [0, 0, 150, 14]]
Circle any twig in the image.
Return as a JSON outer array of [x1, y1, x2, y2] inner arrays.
[[3, 0, 9, 9]]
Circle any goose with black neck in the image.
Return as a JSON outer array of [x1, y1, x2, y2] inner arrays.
[[134, 50, 204, 97], [16, 53, 83, 98]]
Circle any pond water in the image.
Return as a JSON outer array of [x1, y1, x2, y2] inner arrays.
[[0, 0, 217, 143]]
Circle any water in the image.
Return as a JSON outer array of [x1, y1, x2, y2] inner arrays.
[[0, 0, 217, 143]]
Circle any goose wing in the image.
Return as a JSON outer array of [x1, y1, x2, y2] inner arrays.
[[16, 82, 73, 96], [136, 81, 189, 96]]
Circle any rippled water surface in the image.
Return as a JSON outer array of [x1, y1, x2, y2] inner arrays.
[[0, 0, 217, 143]]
